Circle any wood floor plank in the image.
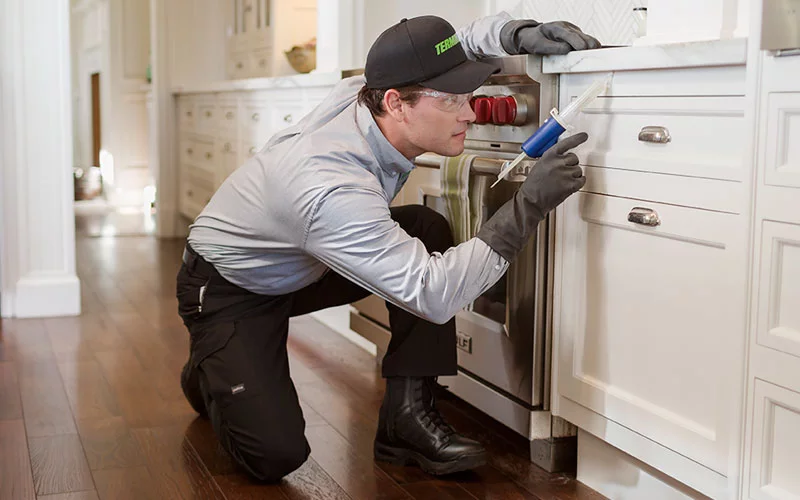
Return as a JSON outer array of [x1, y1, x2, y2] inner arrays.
[[28, 434, 95, 496], [57, 360, 121, 421], [401, 481, 477, 500], [213, 473, 289, 499], [0, 361, 23, 420], [38, 491, 100, 500], [18, 361, 77, 437], [92, 465, 162, 500], [0, 420, 36, 500], [296, 381, 378, 457], [76, 417, 145, 470], [2, 319, 55, 364], [43, 315, 129, 361], [278, 457, 351, 500], [131, 425, 225, 499], [305, 424, 410, 500], [437, 401, 604, 500]]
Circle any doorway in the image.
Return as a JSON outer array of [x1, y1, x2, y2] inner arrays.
[[91, 72, 101, 169]]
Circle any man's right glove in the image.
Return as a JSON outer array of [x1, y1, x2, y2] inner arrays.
[[500, 20, 601, 55], [476, 132, 588, 262]]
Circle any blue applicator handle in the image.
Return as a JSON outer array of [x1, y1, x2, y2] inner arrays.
[[521, 110, 567, 158]]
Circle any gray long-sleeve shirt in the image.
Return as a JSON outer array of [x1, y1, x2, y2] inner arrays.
[[188, 12, 516, 324]]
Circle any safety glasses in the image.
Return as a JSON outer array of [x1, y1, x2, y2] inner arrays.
[[414, 90, 473, 113]]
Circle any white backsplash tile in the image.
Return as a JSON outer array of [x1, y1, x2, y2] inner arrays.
[[496, 0, 646, 47]]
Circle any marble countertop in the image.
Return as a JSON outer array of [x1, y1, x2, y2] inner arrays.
[[543, 38, 747, 74], [171, 69, 359, 94]]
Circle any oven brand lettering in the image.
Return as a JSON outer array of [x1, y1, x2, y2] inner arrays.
[[435, 34, 460, 55]]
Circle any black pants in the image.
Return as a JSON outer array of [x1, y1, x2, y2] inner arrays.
[[176, 205, 457, 481]]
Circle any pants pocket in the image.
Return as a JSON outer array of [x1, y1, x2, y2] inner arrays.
[[195, 320, 266, 410]]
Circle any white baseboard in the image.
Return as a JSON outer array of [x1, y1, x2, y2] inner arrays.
[[14, 273, 81, 318], [577, 430, 713, 500], [310, 305, 378, 356]]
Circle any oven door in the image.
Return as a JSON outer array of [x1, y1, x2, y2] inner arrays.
[[419, 150, 550, 409]]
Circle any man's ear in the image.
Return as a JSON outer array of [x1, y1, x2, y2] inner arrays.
[[382, 89, 406, 121]]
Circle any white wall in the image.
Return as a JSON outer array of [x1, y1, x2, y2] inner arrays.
[[1, 0, 81, 318], [166, 0, 230, 87], [488, 0, 644, 46]]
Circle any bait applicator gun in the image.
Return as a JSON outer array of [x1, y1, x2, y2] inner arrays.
[[490, 73, 612, 189]]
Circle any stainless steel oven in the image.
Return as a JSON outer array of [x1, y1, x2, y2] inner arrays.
[[349, 55, 577, 471]]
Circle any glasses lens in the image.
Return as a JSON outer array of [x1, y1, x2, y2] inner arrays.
[[423, 91, 471, 112]]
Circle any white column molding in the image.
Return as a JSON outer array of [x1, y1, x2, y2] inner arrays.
[[0, 0, 81, 318], [150, 0, 181, 237]]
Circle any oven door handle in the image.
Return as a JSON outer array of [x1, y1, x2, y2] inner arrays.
[[414, 153, 535, 179]]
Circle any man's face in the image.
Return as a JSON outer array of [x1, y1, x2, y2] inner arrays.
[[404, 89, 476, 157]]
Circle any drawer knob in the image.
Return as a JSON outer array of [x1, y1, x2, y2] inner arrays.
[[205, 152, 212, 160], [223, 142, 231, 152], [638, 126, 671, 144], [252, 113, 260, 121], [187, 148, 193, 155], [205, 111, 212, 118], [226, 111, 234, 119], [249, 146, 257, 155], [628, 207, 661, 227], [283, 114, 293, 123]]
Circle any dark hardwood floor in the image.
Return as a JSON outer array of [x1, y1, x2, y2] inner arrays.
[[0, 214, 607, 499]]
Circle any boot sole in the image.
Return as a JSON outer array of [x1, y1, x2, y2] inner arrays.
[[374, 441, 486, 475]]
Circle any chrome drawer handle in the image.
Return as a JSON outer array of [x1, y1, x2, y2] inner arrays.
[[628, 207, 660, 226], [638, 126, 671, 144]]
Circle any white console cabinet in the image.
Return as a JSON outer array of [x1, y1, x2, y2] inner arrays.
[[174, 82, 335, 221]]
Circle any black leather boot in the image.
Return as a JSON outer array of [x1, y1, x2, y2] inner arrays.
[[180, 360, 208, 418], [374, 377, 486, 475]]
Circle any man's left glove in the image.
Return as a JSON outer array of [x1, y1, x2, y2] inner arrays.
[[500, 19, 601, 55]]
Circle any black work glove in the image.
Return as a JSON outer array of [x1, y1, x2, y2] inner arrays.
[[500, 19, 601, 55], [476, 133, 588, 262]]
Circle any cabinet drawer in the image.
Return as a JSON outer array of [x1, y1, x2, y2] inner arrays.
[[196, 103, 217, 135], [749, 380, 800, 499], [241, 101, 272, 142], [570, 95, 747, 182], [218, 104, 238, 137], [179, 137, 216, 174], [177, 99, 195, 131], [179, 167, 215, 219], [556, 191, 742, 475]]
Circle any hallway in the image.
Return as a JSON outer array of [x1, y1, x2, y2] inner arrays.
[[0, 219, 605, 499]]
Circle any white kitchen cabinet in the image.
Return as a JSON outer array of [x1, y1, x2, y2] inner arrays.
[[175, 83, 335, 221], [227, 0, 317, 79], [553, 63, 749, 498], [741, 48, 800, 500]]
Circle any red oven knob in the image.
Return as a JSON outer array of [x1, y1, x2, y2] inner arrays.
[[492, 96, 517, 125], [472, 96, 493, 125]]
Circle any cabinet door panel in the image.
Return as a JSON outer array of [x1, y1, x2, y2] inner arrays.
[[557, 191, 741, 475], [756, 221, 800, 359], [748, 380, 800, 500]]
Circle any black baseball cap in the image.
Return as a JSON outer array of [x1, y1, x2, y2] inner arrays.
[[365, 16, 500, 94]]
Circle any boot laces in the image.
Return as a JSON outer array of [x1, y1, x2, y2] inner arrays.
[[417, 378, 455, 438]]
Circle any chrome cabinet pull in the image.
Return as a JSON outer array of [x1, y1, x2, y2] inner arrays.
[[638, 126, 671, 144], [628, 207, 661, 226]]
